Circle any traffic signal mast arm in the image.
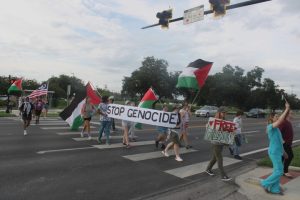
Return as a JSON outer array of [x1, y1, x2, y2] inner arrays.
[[141, 0, 271, 29]]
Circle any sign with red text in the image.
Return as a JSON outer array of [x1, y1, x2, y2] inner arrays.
[[106, 104, 178, 128], [204, 117, 236, 145], [183, 5, 204, 25]]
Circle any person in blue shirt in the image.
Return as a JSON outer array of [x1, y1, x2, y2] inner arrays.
[[260, 101, 290, 195]]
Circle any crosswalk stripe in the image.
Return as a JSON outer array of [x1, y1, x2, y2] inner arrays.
[[56, 131, 99, 135], [164, 157, 241, 178], [32, 123, 68, 126], [123, 148, 198, 161], [93, 140, 154, 149], [40, 126, 96, 130], [73, 136, 123, 141]]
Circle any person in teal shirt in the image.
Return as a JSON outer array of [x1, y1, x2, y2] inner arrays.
[[260, 102, 290, 195]]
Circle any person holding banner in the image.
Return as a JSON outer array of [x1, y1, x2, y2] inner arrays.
[[128, 101, 137, 142], [261, 102, 290, 195], [155, 105, 169, 150], [179, 102, 192, 149], [97, 96, 111, 145], [108, 96, 116, 132], [162, 106, 183, 162], [80, 97, 95, 140], [122, 100, 132, 148], [205, 106, 232, 181]]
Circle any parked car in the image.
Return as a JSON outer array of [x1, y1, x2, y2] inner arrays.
[[195, 105, 218, 117], [246, 108, 266, 118]]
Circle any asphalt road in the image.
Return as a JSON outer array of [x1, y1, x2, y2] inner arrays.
[[0, 115, 299, 200]]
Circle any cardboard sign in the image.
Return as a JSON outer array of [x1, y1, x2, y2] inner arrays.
[[106, 104, 178, 128], [204, 117, 236, 145]]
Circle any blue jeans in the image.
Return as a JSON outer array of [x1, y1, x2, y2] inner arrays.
[[99, 121, 111, 144], [260, 153, 283, 194], [231, 134, 242, 155]]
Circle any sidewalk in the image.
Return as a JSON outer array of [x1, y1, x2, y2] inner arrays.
[[236, 166, 300, 200]]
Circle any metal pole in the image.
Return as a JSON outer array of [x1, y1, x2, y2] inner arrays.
[[142, 0, 271, 29], [6, 75, 11, 113]]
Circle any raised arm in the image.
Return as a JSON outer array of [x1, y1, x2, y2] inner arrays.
[[272, 102, 290, 128]]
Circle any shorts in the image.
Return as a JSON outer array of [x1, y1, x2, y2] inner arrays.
[[84, 117, 91, 121], [180, 122, 189, 132], [170, 130, 180, 144]]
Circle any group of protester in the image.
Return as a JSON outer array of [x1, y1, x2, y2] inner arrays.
[[19, 94, 296, 193], [19, 97, 49, 135]]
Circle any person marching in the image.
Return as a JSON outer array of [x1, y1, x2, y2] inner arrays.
[[179, 101, 192, 149], [155, 105, 169, 150], [34, 98, 44, 124], [162, 105, 183, 162], [205, 106, 232, 181], [279, 110, 295, 178], [20, 97, 34, 136], [97, 96, 111, 145], [108, 96, 116, 132], [122, 100, 132, 148], [128, 101, 137, 142], [260, 101, 290, 195], [43, 99, 49, 119], [229, 110, 244, 160], [80, 96, 95, 140]]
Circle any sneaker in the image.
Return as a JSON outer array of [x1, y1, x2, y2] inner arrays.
[[24, 130, 27, 136], [283, 173, 293, 178], [185, 145, 192, 149], [125, 144, 131, 149], [205, 170, 215, 176], [88, 136, 92, 140], [234, 155, 242, 160], [161, 150, 169, 157], [221, 176, 232, 181], [80, 132, 84, 138], [175, 157, 183, 162]]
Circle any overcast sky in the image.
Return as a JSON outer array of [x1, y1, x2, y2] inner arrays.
[[0, 0, 299, 97]]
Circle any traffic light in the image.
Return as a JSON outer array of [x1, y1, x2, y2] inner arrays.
[[209, 0, 230, 17], [156, 9, 172, 29]]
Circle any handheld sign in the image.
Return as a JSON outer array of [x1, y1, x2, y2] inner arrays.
[[204, 117, 236, 145], [107, 104, 178, 128]]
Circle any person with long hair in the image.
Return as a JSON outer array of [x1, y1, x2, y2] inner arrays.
[[80, 97, 95, 140], [20, 97, 34, 136], [179, 102, 192, 149], [205, 106, 231, 181], [261, 102, 290, 195]]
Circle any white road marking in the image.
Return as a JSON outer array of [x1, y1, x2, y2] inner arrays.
[[73, 136, 123, 141], [93, 140, 154, 149], [37, 146, 96, 154], [123, 148, 197, 161], [164, 157, 241, 178], [40, 126, 95, 130]]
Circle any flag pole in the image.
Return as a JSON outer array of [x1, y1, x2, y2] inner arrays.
[[191, 89, 200, 106]]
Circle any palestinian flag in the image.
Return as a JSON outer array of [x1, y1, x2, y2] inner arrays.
[[176, 59, 213, 90], [135, 88, 158, 129], [8, 79, 23, 95], [59, 82, 101, 130]]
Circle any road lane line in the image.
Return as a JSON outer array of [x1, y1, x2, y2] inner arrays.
[[40, 126, 95, 130], [164, 157, 241, 178], [93, 140, 154, 149], [123, 148, 197, 161], [37, 146, 96, 154], [73, 136, 123, 141]]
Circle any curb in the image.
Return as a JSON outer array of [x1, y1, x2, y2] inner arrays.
[[289, 166, 300, 171]]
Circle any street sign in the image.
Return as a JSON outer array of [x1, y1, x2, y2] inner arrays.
[[183, 5, 204, 25]]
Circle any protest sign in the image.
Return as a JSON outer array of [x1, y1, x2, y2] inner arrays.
[[204, 117, 236, 145], [106, 104, 178, 128]]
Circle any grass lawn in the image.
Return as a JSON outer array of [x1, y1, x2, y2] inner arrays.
[[0, 111, 15, 117], [257, 145, 300, 167]]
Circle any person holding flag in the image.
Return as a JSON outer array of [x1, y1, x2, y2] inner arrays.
[[80, 96, 95, 140], [19, 97, 34, 136]]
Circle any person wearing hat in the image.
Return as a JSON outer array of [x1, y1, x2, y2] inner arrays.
[[205, 106, 232, 181], [108, 96, 116, 132]]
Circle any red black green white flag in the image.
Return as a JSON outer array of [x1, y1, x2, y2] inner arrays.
[[59, 82, 101, 130], [7, 79, 23, 95], [176, 59, 213, 90]]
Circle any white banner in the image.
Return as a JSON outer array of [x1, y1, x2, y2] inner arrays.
[[204, 117, 236, 145], [107, 104, 178, 128]]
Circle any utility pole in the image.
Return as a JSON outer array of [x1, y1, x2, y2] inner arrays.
[[6, 75, 11, 113]]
